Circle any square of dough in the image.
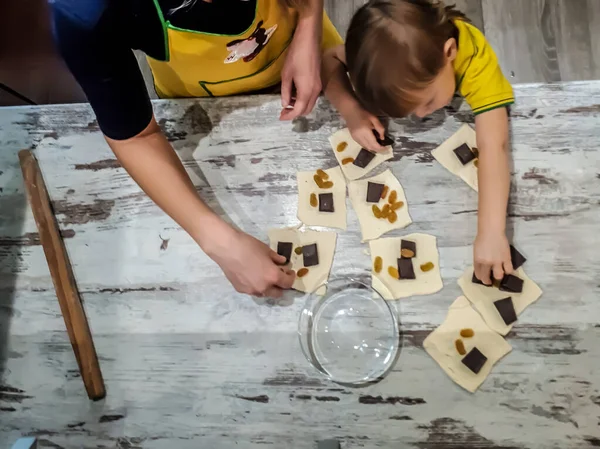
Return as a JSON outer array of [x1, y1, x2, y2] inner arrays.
[[268, 228, 337, 295], [348, 169, 412, 241], [424, 296, 512, 393], [297, 166, 347, 230], [431, 123, 478, 191], [457, 266, 543, 336], [369, 233, 443, 300], [329, 128, 393, 180]]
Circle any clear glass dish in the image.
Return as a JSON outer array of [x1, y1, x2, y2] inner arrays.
[[298, 275, 401, 386]]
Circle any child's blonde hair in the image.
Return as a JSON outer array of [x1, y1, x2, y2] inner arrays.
[[346, 0, 468, 117]]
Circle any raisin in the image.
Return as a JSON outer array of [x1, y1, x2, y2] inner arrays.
[[310, 193, 318, 207], [388, 266, 399, 279], [460, 328, 474, 338], [420, 262, 434, 272], [391, 201, 404, 211], [322, 181, 334, 189], [372, 205, 382, 218], [381, 204, 390, 218], [474, 159, 479, 168], [342, 157, 355, 165], [472, 147, 479, 158], [294, 246, 303, 255], [337, 142, 348, 152], [316, 169, 329, 180], [388, 211, 398, 223], [381, 185, 389, 199], [388, 190, 397, 204], [455, 339, 466, 355], [314, 174, 325, 188], [400, 248, 415, 258], [297, 268, 309, 278], [374, 256, 383, 273]]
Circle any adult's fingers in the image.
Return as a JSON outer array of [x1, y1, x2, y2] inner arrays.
[[270, 251, 287, 265], [475, 263, 492, 285], [280, 73, 293, 108], [503, 259, 514, 276], [304, 90, 319, 117], [492, 263, 505, 283]]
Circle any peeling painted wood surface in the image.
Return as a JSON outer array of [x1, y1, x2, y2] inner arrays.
[[1, 83, 600, 448]]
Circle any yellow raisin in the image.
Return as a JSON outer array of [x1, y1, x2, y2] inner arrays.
[[316, 169, 329, 180], [381, 204, 390, 218], [474, 159, 479, 168], [387, 266, 399, 279], [310, 193, 318, 207], [342, 157, 355, 165], [420, 262, 434, 272], [460, 328, 474, 338], [294, 246, 303, 255], [297, 268, 309, 278], [388, 190, 398, 204], [313, 174, 326, 188], [336, 142, 348, 152], [400, 248, 415, 258], [372, 205, 382, 218], [374, 256, 383, 273], [455, 339, 466, 355], [388, 211, 398, 223], [390, 201, 404, 211], [380, 185, 389, 200], [322, 181, 334, 189]]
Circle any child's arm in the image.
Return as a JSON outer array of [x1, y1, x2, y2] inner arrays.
[[473, 107, 514, 284], [321, 45, 385, 152]]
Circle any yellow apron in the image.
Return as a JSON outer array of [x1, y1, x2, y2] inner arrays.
[[147, 0, 343, 98]]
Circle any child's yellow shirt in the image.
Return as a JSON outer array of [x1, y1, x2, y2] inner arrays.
[[453, 20, 514, 115]]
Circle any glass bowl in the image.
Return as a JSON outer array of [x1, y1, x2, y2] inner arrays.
[[298, 275, 401, 386]]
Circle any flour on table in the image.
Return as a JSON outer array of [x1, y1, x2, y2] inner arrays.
[[329, 128, 393, 180], [369, 233, 442, 300], [348, 169, 412, 241], [458, 266, 543, 336], [268, 228, 337, 295], [424, 296, 512, 393], [432, 124, 479, 191], [297, 166, 347, 230]]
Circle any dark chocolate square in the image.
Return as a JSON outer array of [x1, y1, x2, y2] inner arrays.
[[366, 182, 385, 203], [373, 130, 394, 146], [472, 272, 493, 287], [353, 148, 376, 169], [509, 245, 527, 270], [461, 347, 487, 374], [277, 242, 293, 264], [302, 243, 319, 267], [400, 240, 417, 258], [494, 297, 517, 325], [499, 274, 524, 293], [397, 258, 416, 280], [318, 193, 334, 213], [453, 143, 476, 165]]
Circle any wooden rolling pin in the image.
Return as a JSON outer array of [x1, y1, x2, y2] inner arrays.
[[19, 150, 106, 401]]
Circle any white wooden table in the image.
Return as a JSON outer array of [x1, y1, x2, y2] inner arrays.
[[1, 83, 599, 448]]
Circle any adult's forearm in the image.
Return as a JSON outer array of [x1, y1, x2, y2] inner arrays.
[[105, 119, 230, 251]]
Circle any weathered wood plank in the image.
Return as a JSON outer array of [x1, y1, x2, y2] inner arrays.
[[1, 83, 600, 447]]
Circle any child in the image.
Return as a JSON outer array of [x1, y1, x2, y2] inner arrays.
[[322, 0, 514, 285]]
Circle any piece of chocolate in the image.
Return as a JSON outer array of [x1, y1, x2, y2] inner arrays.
[[400, 240, 417, 259], [277, 242, 293, 264], [453, 143, 476, 165], [318, 193, 334, 213], [397, 258, 416, 280], [366, 182, 385, 203], [353, 148, 376, 169], [461, 347, 487, 374], [373, 130, 394, 146], [510, 245, 527, 270], [499, 274, 524, 293], [494, 297, 517, 325], [302, 243, 319, 267]]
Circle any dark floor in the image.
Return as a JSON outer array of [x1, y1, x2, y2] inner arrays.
[[2, 0, 600, 106]]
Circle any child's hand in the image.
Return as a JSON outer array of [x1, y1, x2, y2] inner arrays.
[[345, 109, 386, 152], [473, 230, 514, 285]]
